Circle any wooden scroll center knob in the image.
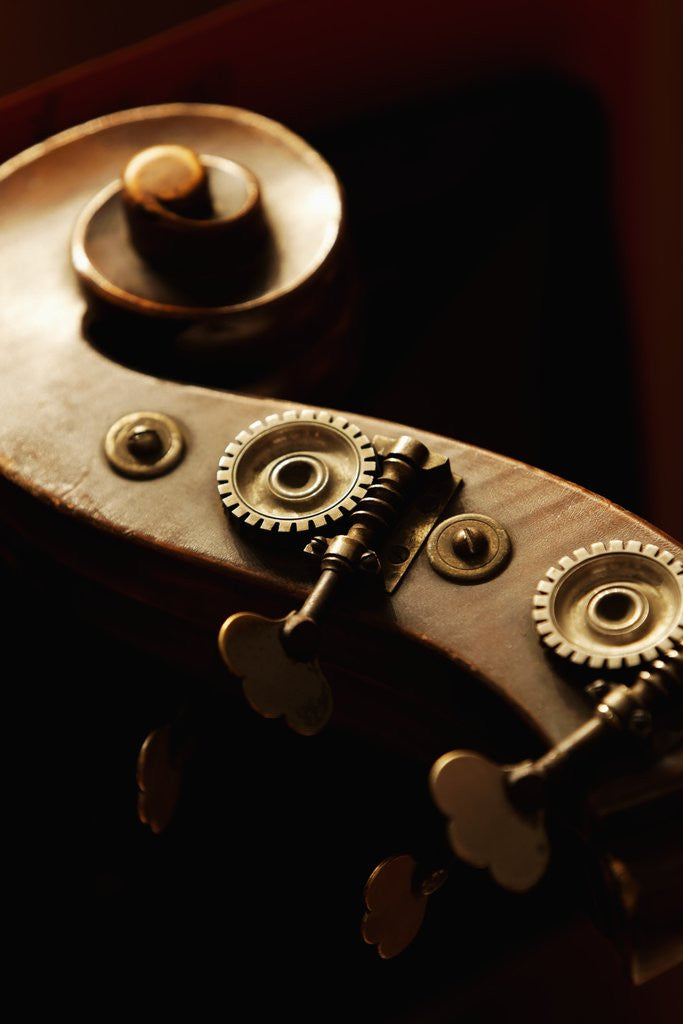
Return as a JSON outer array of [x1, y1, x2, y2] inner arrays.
[[123, 144, 211, 216], [121, 144, 264, 274]]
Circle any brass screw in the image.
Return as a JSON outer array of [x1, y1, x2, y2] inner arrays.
[[360, 550, 382, 574], [428, 513, 511, 583], [126, 426, 165, 465], [305, 536, 329, 557], [105, 410, 184, 479], [452, 525, 488, 562]]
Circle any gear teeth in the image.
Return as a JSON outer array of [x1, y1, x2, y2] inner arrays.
[[216, 407, 376, 536], [533, 539, 683, 670]]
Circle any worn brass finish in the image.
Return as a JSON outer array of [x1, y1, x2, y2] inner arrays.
[[217, 409, 376, 533], [104, 410, 184, 478], [452, 525, 488, 560], [218, 611, 332, 735], [136, 725, 184, 835], [275, 431, 452, 659], [126, 425, 165, 463], [432, 643, 682, 897], [427, 513, 511, 583], [533, 541, 683, 668], [362, 855, 431, 960], [371, 434, 459, 592], [219, 422, 453, 733], [430, 751, 550, 892]]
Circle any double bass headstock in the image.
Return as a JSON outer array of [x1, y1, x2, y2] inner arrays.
[[1, 103, 680, 999]]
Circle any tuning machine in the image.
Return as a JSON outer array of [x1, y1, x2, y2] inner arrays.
[[216, 407, 458, 734], [429, 641, 682, 893], [428, 538, 682, 892]]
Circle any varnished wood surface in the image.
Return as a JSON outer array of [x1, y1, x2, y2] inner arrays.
[[0, 0, 680, 537], [1, 105, 681, 750]]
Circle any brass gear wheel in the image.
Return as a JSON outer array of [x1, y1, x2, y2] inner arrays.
[[217, 408, 376, 534], [532, 540, 683, 669]]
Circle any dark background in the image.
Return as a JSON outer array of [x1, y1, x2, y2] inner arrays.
[[0, 0, 226, 95]]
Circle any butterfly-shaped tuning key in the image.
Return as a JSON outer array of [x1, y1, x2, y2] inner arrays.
[[362, 854, 448, 959], [137, 724, 188, 834], [218, 611, 332, 736], [430, 644, 682, 891], [429, 751, 550, 892]]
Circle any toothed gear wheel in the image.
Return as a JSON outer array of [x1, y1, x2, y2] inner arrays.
[[217, 408, 376, 534], [533, 540, 683, 669]]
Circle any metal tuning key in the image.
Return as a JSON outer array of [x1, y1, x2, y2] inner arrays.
[[217, 408, 457, 734], [137, 723, 193, 834], [362, 855, 448, 959], [430, 643, 682, 892], [218, 610, 333, 735], [430, 751, 551, 892]]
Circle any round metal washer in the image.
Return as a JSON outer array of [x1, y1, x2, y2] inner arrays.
[[105, 410, 184, 479], [427, 513, 512, 583]]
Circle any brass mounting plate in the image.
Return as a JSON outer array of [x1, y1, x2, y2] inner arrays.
[[371, 434, 461, 593]]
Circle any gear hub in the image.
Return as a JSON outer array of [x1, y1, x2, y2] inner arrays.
[[217, 408, 376, 534], [532, 540, 683, 669]]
